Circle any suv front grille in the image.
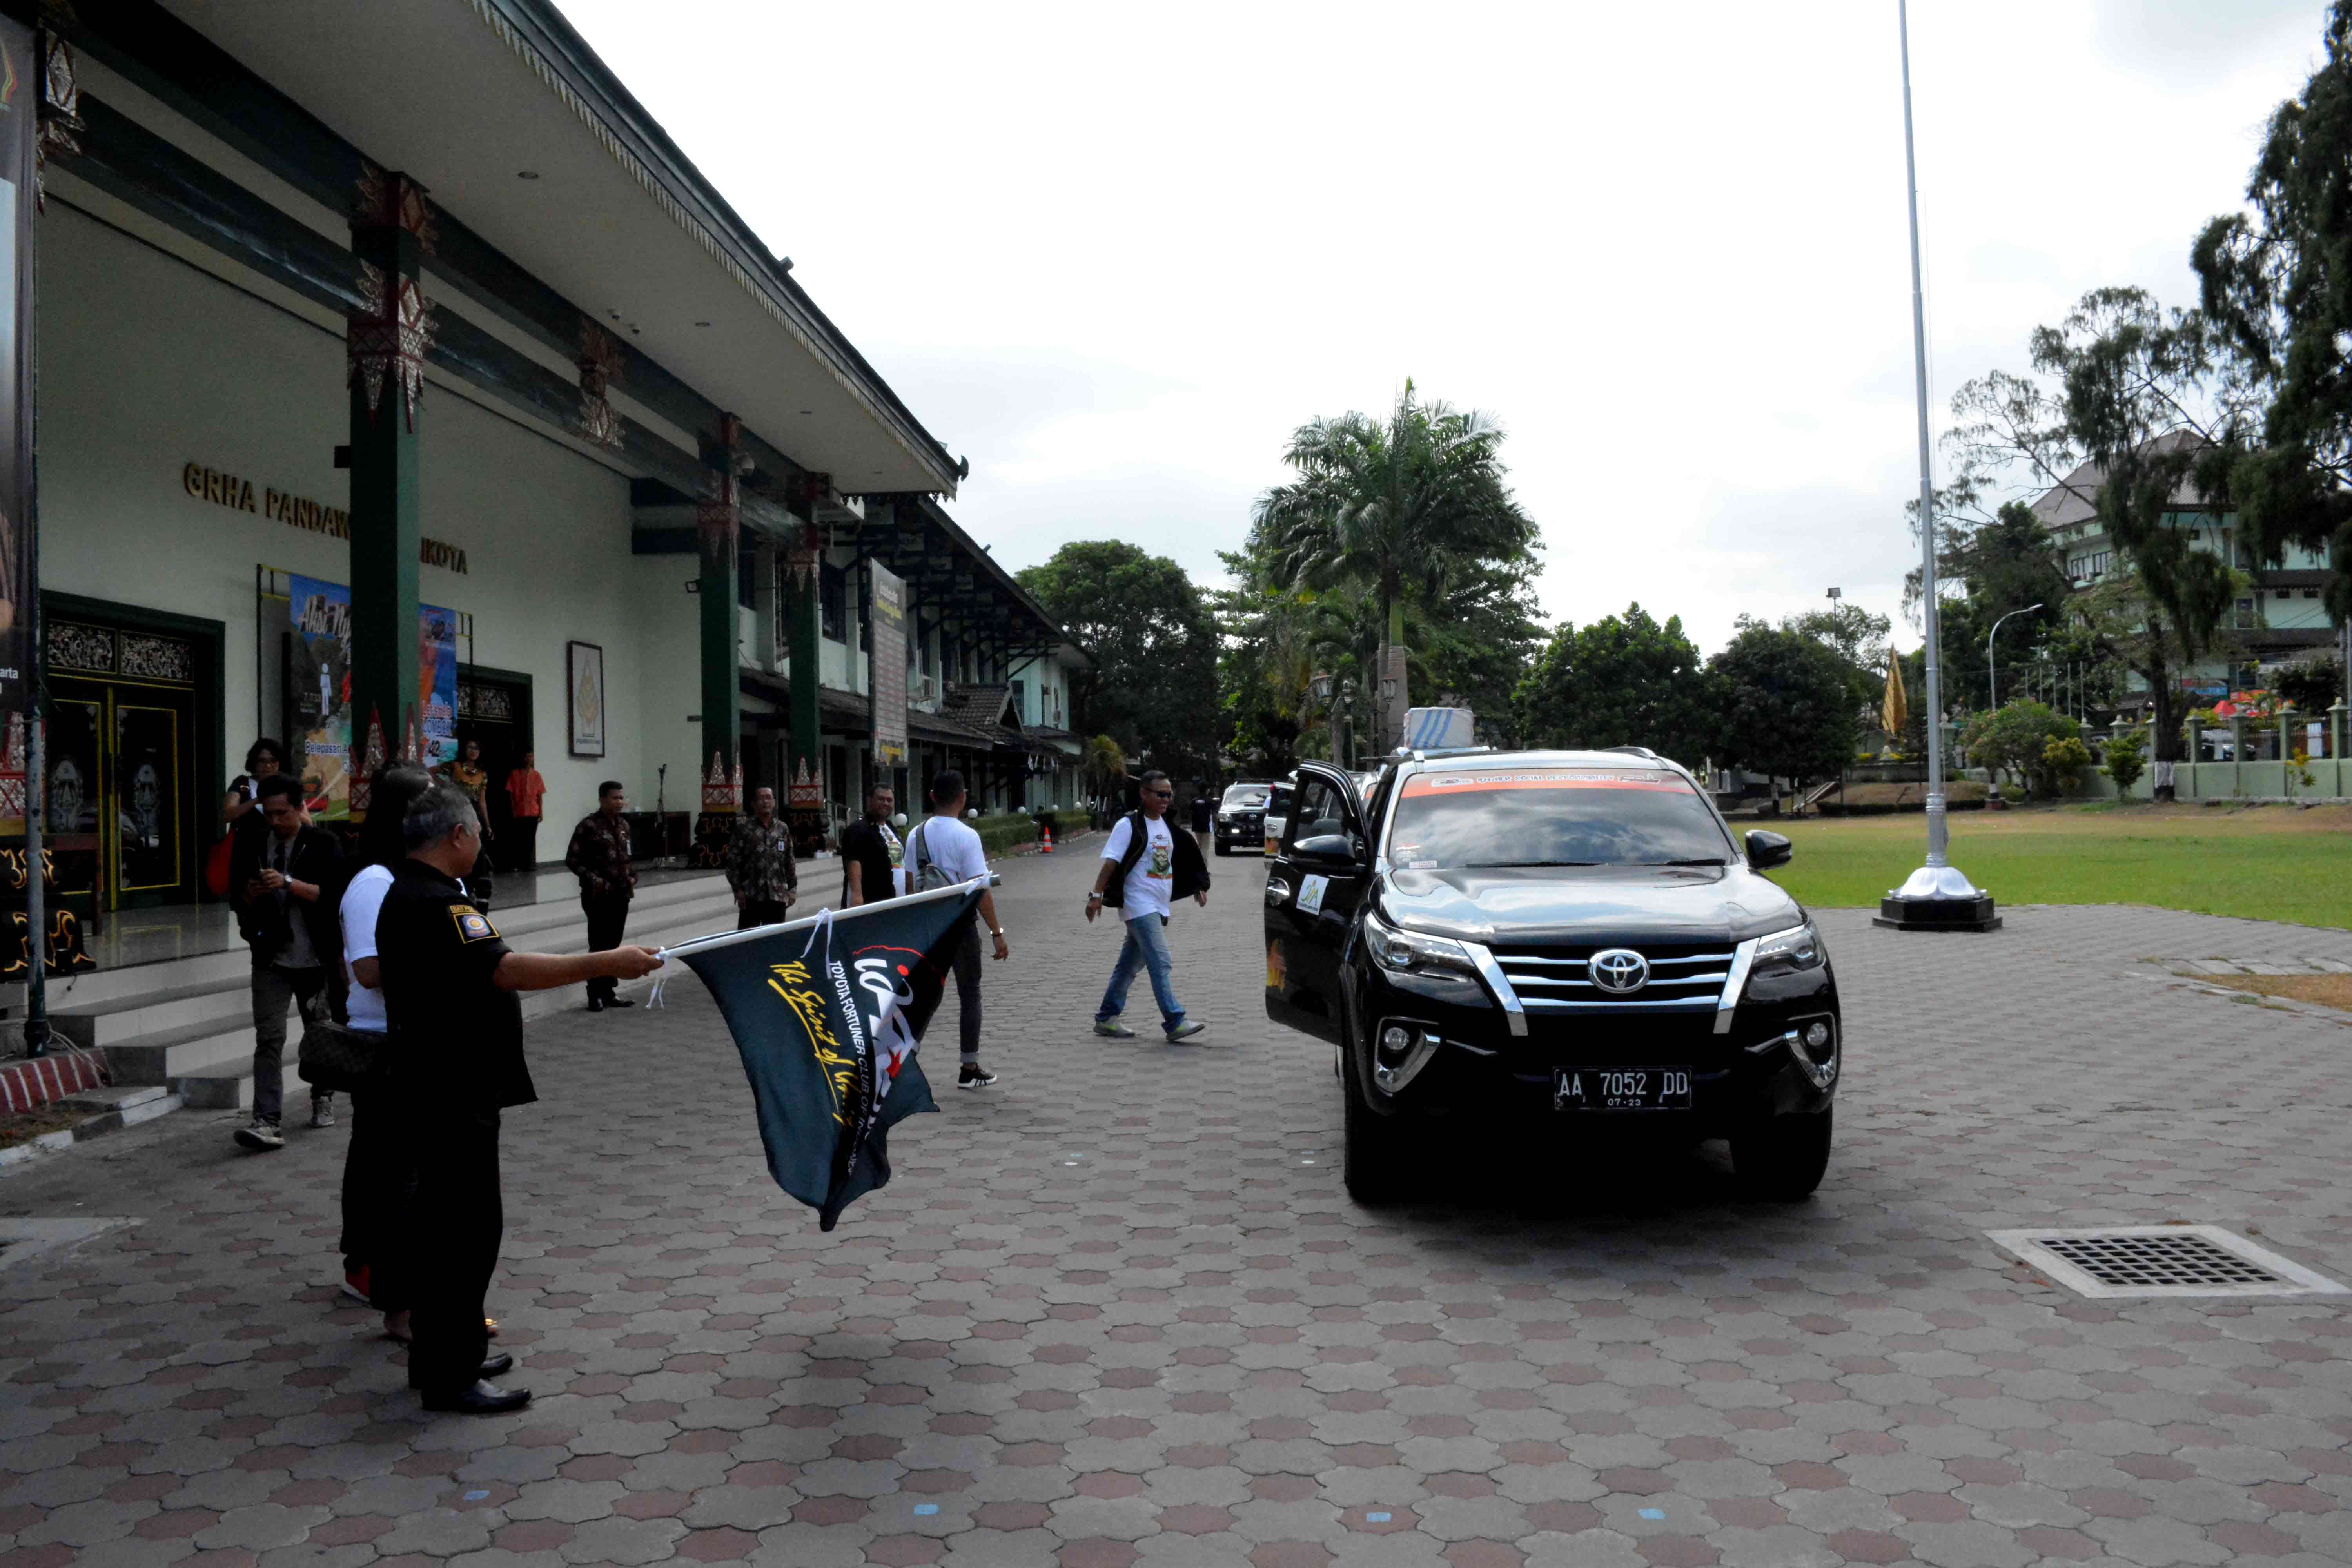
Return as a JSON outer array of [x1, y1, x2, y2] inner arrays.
[[1487, 940, 1732, 1014]]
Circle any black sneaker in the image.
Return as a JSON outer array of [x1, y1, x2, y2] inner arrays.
[[310, 1095, 336, 1129], [958, 1062, 998, 1090]]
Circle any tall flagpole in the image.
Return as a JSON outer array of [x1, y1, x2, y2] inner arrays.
[[1878, 0, 1999, 933]]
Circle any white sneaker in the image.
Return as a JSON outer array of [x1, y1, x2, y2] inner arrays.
[[234, 1120, 285, 1151]]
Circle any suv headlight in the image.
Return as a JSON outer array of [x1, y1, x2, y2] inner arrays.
[[1751, 921, 1824, 973], [1361, 909, 1477, 978]]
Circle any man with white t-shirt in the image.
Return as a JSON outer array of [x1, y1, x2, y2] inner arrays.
[[905, 770, 1009, 1090], [1085, 769, 1211, 1042]]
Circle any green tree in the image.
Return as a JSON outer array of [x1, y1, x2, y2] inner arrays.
[[2104, 727, 2149, 794], [1512, 604, 1718, 768], [1959, 700, 2084, 797], [1776, 602, 1891, 727], [1252, 382, 1539, 751], [2274, 655, 2342, 714], [1018, 542, 1219, 773], [1082, 734, 1127, 826], [1709, 623, 1857, 789], [2193, 0, 2352, 620], [1943, 289, 2242, 783]]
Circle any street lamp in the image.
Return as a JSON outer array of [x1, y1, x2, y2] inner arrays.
[[1985, 603, 2043, 711], [1877, 0, 2000, 934]]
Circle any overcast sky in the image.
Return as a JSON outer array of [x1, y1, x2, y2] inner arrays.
[[560, 0, 2325, 657]]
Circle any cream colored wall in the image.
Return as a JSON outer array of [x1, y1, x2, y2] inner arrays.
[[38, 203, 694, 823]]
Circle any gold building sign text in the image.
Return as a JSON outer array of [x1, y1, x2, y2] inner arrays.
[[182, 462, 469, 574]]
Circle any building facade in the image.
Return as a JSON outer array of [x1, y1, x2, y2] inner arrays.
[[18, 0, 1080, 918]]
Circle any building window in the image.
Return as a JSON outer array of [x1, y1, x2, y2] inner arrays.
[[1010, 678, 1026, 721], [826, 743, 848, 808], [2305, 588, 2321, 598], [737, 542, 758, 610], [820, 563, 845, 643]]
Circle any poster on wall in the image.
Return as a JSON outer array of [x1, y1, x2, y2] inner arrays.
[[568, 640, 604, 758], [867, 562, 907, 770], [419, 606, 458, 769], [288, 573, 457, 819], [0, 17, 34, 711]]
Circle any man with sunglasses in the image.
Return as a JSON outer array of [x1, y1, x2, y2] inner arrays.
[[1085, 769, 1210, 1043]]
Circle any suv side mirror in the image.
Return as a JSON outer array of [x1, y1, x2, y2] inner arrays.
[[1291, 832, 1359, 868], [1745, 829, 1793, 870]]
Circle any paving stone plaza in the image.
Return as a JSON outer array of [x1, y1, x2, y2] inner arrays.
[[4, 846, 2352, 1568]]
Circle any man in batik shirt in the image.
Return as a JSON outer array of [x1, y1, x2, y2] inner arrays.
[[724, 786, 797, 929], [563, 780, 637, 1012]]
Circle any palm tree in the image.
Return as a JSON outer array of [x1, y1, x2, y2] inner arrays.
[[1252, 382, 1536, 751]]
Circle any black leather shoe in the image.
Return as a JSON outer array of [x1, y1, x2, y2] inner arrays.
[[478, 1352, 514, 1379], [606, 997, 636, 1008], [586, 998, 605, 1013], [421, 1379, 530, 1415]]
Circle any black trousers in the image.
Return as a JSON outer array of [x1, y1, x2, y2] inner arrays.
[[737, 898, 793, 930], [582, 893, 630, 1001], [338, 1083, 416, 1311], [949, 918, 982, 1062], [407, 1106, 503, 1394], [506, 818, 540, 874]]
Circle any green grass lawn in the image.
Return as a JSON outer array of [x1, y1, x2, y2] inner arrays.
[[1767, 802, 2352, 930]]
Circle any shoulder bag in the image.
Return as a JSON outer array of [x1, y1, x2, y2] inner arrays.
[[298, 1019, 383, 1093]]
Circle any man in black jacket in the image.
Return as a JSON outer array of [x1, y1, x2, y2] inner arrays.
[[1083, 769, 1211, 1042], [230, 774, 343, 1150]]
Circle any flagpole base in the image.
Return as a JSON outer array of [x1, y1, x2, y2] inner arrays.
[[1872, 863, 2001, 932]]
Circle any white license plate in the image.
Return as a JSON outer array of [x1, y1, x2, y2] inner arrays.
[[1555, 1067, 1693, 1111]]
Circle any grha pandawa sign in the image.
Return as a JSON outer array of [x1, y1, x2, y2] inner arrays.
[[182, 461, 468, 573]]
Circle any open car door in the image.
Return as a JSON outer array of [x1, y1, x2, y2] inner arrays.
[[1262, 762, 1370, 1042]]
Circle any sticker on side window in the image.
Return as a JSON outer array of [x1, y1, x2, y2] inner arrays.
[[1296, 875, 1329, 915]]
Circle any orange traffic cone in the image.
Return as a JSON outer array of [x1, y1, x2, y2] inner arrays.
[[1040, 822, 1054, 853]]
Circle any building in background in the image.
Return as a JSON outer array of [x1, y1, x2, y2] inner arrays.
[[18, 0, 1079, 924]]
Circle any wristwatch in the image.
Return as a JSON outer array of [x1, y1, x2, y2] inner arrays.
[[1086, 892, 1102, 904]]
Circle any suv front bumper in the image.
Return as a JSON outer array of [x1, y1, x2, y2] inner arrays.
[[1347, 960, 1838, 1136]]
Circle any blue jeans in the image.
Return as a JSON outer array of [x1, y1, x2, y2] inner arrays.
[[1096, 913, 1184, 1031]]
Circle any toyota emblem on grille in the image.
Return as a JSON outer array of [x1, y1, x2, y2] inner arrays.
[[1590, 948, 1650, 994]]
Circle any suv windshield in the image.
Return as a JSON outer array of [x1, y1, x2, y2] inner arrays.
[[1388, 768, 1734, 869], [1221, 785, 1269, 809]]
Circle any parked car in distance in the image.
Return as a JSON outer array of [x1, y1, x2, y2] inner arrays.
[[1214, 780, 1274, 856], [1261, 779, 1294, 857], [1262, 747, 1841, 1205]]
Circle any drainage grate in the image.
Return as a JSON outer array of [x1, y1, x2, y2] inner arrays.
[[1989, 1224, 2349, 1300]]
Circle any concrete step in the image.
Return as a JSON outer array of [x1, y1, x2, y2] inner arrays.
[[51, 977, 253, 1050]]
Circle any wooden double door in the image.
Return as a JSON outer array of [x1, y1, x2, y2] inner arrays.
[[45, 613, 207, 912]]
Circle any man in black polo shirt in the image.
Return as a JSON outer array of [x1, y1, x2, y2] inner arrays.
[[840, 780, 901, 906], [378, 780, 661, 1414]]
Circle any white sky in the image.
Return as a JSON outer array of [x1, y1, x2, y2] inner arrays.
[[558, 0, 2325, 657]]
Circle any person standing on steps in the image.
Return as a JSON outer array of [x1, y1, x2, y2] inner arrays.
[[377, 779, 662, 1414], [726, 786, 797, 929], [563, 780, 637, 1012], [230, 774, 345, 1149], [502, 750, 546, 875], [907, 770, 1009, 1089], [435, 737, 495, 909], [840, 780, 902, 906], [1087, 768, 1210, 1043]]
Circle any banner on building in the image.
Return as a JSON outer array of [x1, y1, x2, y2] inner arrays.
[[666, 882, 988, 1230], [0, 17, 35, 710], [868, 561, 908, 770], [288, 573, 457, 818]]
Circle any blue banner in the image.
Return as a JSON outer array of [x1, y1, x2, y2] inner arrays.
[[667, 880, 988, 1230]]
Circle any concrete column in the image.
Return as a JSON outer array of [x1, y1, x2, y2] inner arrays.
[[697, 415, 742, 795], [345, 172, 429, 759]]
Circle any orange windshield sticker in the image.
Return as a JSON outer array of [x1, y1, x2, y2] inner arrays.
[[1401, 771, 1685, 797]]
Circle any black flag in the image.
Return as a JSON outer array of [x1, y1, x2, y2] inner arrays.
[[667, 879, 988, 1230]]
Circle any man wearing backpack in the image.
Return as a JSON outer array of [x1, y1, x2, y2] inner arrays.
[[1084, 769, 1210, 1043], [906, 771, 1009, 1089]]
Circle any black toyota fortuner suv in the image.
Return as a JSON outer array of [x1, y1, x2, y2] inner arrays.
[[1263, 748, 1840, 1204]]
